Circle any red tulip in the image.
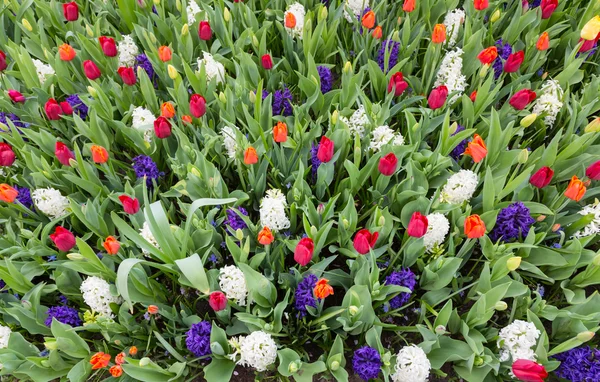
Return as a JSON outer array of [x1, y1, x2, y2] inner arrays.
[[540, 0, 557, 19], [378, 153, 398, 176], [8, 90, 25, 103], [62, 2, 79, 21], [353, 229, 379, 254], [580, 33, 600, 53], [407, 212, 428, 238], [477, 47, 498, 64], [470, 90, 477, 102], [530, 167, 554, 188], [209, 291, 227, 311], [50, 226, 76, 252], [504, 51, 524, 73], [294, 237, 314, 266], [586, 160, 600, 180], [55, 142, 75, 166], [509, 89, 536, 110], [83, 60, 101, 80], [0, 51, 7, 71], [474, 0, 489, 11], [0, 143, 16, 167], [317, 136, 334, 163], [117, 67, 136, 86], [511, 359, 548, 382], [60, 101, 73, 115], [190, 94, 206, 118], [45, 99, 63, 120], [99, 37, 117, 57], [198, 21, 212, 40], [428, 85, 448, 110], [261, 54, 273, 70], [119, 195, 140, 214], [403, 0, 416, 12], [153, 116, 171, 139], [387, 72, 408, 96]]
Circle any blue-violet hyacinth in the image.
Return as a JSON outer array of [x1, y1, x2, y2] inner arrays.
[[132, 155, 164, 188], [385, 268, 416, 309], [44, 306, 82, 327], [14, 186, 33, 209], [377, 40, 401, 73], [310, 143, 322, 181], [317, 66, 333, 93], [0, 112, 27, 132], [294, 274, 318, 317], [185, 321, 212, 357], [352, 346, 381, 381], [262, 88, 293, 116], [553, 346, 600, 382], [450, 124, 468, 161], [134, 54, 156, 83], [492, 39, 512, 79], [65, 94, 89, 119], [490, 202, 535, 242], [226, 207, 248, 230]]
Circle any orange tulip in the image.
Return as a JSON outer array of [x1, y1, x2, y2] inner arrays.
[[90, 352, 111, 370], [182, 115, 193, 124], [158, 46, 172, 62], [403, 0, 416, 12], [477, 46, 498, 64], [0, 184, 18, 203], [464, 215, 486, 239], [103, 236, 120, 255], [147, 305, 159, 314], [58, 43, 76, 61], [285, 12, 296, 28], [537, 32, 550, 51], [361, 10, 376, 29], [161, 102, 175, 118], [432, 24, 446, 44], [372, 26, 383, 39], [464, 134, 487, 163], [115, 352, 126, 365], [128, 346, 138, 356], [109, 365, 123, 378], [258, 226, 274, 245], [90, 145, 109, 164], [273, 121, 288, 143], [244, 147, 258, 165], [564, 175, 586, 202], [314, 278, 333, 299]]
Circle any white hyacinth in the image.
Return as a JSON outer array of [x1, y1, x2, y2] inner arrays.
[[33, 59, 55, 84], [238, 331, 278, 371], [221, 125, 240, 159], [131, 106, 156, 143], [284, 3, 305, 40], [186, 0, 202, 25], [423, 213, 450, 252], [434, 49, 467, 104], [340, 105, 370, 138], [32, 188, 70, 219], [198, 52, 225, 85], [139, 221, 160, 255], [0, 325, 11, 349], [391, 345, 431, 382], [80, 276, 121, 318], [219, 265, 248, 306], [440, 170, 478, 204], [117, 35, 139, 67], [573, 202, 600, 238], [344, 0, 370, 22], [497, 320, 540, 362], [442, 9, 465, 47], [369, 125, 405, 152], [259, 189, 290, 232], [532, 79, 563, 127]]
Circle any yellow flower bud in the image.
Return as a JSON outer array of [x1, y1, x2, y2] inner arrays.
[[343, 61, 353, 74], [518, 149, 529, 164], [249, 90, 256, 103], [149, 32, 157, 44], [348, 305, 360, 316], [392, 30, 400, 41], [139, 357, 151, 367], [22, 18, 32, 32], [87, 86, 97, 98], [310, 225, 318, 237], [252, 35, 259, 48], [235, 229, 244, 241], [490, 10, 501, 23], [577, 331, 595, 342], [584, 117, 600, 133], [86, 24, 94, 37], [175, 0, 181, 12], [190, 167, 201, 177], [319, 6, 328, 21], [167, 64, 178, 79], [494, 301, 508, 311], [593, 253, 600, 266], [449, 122, 458, 135], [507, 256, 522, 271], [288, 362, 299, 374], [378, 216, 385, 226], [219, 91, 227, 103], [44, 341, 58, 350], [181, 23, 189, 36], [67, 253, 85, 261], [330, 360, 340, 371], [153, 0, 160, 4], [581, 16, 600, 41], [542, 71, 548, 80], [224, 8, 231, 22], [480, 64, 489, 78], [520, 113, 537, 127], [331, 110, 338, 124]]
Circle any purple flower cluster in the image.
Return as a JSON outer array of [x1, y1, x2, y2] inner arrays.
[[352, 346, 381, 381], [317, 66, 333, 93], [134, 54, 156, 83], [132, 155, 164, 188], [44, 306, 82, 327], [65, 94, 89, 119], [385, 268, 416, 309], [377, 40, 401, 73], [185, 321, 212, 357], [450, 124, 468, 161], [553, 346, 600, 382], [294, 274, 317, 317], [262, 87, 293, 116], [490, 202, 535, 242], [310, 144, 322, 181], [0, 112, 27, 131], [528, 0, 541, 7], [226, 207, 248, 230], [493, 39, 513, 79], [14, 186, 33, 209]]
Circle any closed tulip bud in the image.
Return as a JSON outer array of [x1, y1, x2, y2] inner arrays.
[[86, 25, 94, 37], [103, 236, 120, 255], [537, 32, 550, 51], [592, 253, 600, 266], [509, 89, 537, 110], [83, 60, 101, 80], [464, 214, 486, 238], [167, 64, 178, 79], [584, 117, 600, 133], [294, 237, 314, 266], [494, 301, 508, 311], [521, 113, 537, 127], [577, 331, 595, 342], [435, 325, 447, 334], [361, 10, 376, 29], [428, 85, 448, 109], [565, 175, 586, 201], [518, 149, 529, 164], [504, 51, 524, 73], [258, 226, 274, 245], [219, 91, 227, 103], [7, 90, 25, 103], [50, 226, 76, 252], [343, 61, 352, 74], [530, 167, 554, 188], [288, 362, 299, 374], [330, 360, 340, 371], [252, 35, 259, 48], [586, 160, 600, 180], [407, 212, 428, 238], [478, 47, 498, 65], [249, 91, 256, 103], [158, 46, 172, 62], [153, 116, 172, 139], [181, 23, 189, 36], [542, 71, 548, 80], [22, 18, 32, 31], [331, 110, 338, 124], [0, 184, 18, 203], [119, 195, 140, 214], [139, 357, 151, 367], [87, 86, 97, 97], [273, 121, 287, 143], [317, 136, 334, 162], [474, 0, 489, 10], [0, 143, 15, 167], [552, 224, 561, 232], [243, 147, 258, 165], [512, 360, 548, 382], [209, 291, 227, 311], [348, 305, 360, 316], [63, 1, 79, 21], [490, 9, 501, 22], [319, 6, 328, 21], [431, 24, 446, 44], [261, 54, 273, 70], [224, 8, 231, 22], [55, 142, 74, 166], [540, 0, 557, 19], [45, 341, 58, 350], [353, 229, 379, 254], [388, 72, 408, 96], [582, 16, 600, 41], [537, 215, 546, 222], [153, 0, 160, 4], [379, 153, 398, 176], [403, 0, 415, 12], [91, 145, 109, 164], [506, 257, 522, 271], [161, 102, 175, 118], [189, 94, 206, 118]]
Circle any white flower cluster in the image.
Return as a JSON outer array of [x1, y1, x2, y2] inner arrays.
[[434, 49, 467, 104], [80, 276, 121, 318], [259, 189, 290, 232], [443, 9, 465, 47], [440, 170, 478, 204], [237, 331, 278, 371], [221, 125, 240, 159], [344, 0, 370, 22], [573, 202, 600, 238], [284, 3, 305, 40], [117, 35, 139, 67], [369, 125, 405, 152], [33, 59, 55, 84], [219, 265, 248, 306], [423, 213, 450, 252], [32, 188, 70, 219], [186, 0, 202, 25], [139, 222, 160, 255], [391, 345, 431, 382], [497, 320, 540, 362], [0, 325, 11, 349], [340, 105, 370, 138], [532, 79, 563, 127], [131, 106, 156, 143], [198, 52, 225, 85]]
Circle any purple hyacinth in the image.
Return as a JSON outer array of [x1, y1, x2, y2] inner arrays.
[[352, 346, 381, 381], [317, 66, 333, 93], [65, 94, 89, 120], [262, 87, 293, 116], [492, 39, 512, 79], [0, 112, 27, 132], [134, 54, 156, 83], [490, 202, 535, 242], [385, 268, 416, 309], [553, 346, 600, 382], [44, 306, 82, 327], [226, 207, 248, 230], [185, 321, 212, 357], [14, 186, 33, 209], [132, 155, 164, 188], [377, 40, 401, 73], [529, 0, 541, 7], [310, 144, 322, 181], [450, 124, 468, 161], [0, 279, 5, 290], [294, 274, 318, 317]]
